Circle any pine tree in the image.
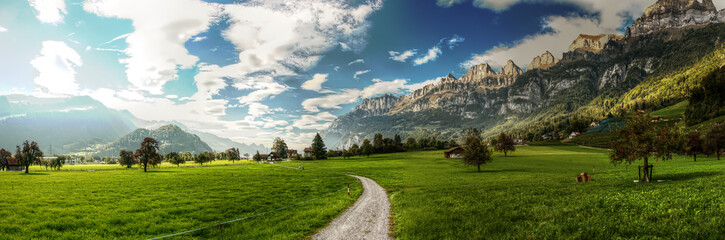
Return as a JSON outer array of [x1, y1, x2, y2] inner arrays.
[[311, 133, 327, 160]]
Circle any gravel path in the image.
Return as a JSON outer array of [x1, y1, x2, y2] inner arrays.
[[312, 175, 392, 240]]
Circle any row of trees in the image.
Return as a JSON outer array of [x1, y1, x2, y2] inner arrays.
[[119, 138, 247, 172], [0, 141, 46, 173]]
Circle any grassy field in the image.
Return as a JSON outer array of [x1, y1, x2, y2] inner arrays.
[[27, 159, 259, 171], [280, 146, 725, 239], [0, 164, 362, 239]]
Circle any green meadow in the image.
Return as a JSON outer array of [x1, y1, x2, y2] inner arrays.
[[0, 164, 362, 239], [281, 146, 725, 239], [2, 146, 724, 239]]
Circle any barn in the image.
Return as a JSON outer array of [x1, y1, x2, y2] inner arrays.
[[6, 158, 23, 171], [444, 147, 465, 159]]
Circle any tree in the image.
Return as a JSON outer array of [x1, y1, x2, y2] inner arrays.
[[253, 151, 261, 161], [342, 149, 352, 159], [495, 133, 516, 157], [272, 137, 288, 158], [165, 152, 184, 167], [51, 156, 66, 170], [405, 137, 417, 150], [373, 133, 384, 152], [226, 148, 241, 163], [194, 152, 210, 165], [135, 137, 161, 172], [0, 148, 11, 171], [243, 153, 250, 159], [16, 140, 43, 173], [705, 122, 725, 160], [686, 132, 704, 162], [462, 128, 492, 172], [326, 150, 339, 158], [609, 114, 683, 182], [361, 138, 373, 157], [349, 144, 360, 156], [119, 150, 135, 168], [448, 140, 457, 148], [311, 133, 327, 160]]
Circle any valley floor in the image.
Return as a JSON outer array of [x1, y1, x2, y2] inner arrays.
[[1, 146, 723, 239]]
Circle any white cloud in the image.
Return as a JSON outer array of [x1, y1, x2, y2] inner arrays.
[[263, 119, 289, 128], [388, 49, 417, 62], [462, 0, 656, 69], [237, 82, 288, 104], [292, 112, 338, 130], [353, 70, 371, 79], [83, 0, 220, 95], [30, 41, 82, 96], [405, 78, 440, 92], [165, 95, 178, 99], [348, 59, 365, 66], [0, 26, 7, 32], [413, 46, 441, 66], [28, 0, 67, 24], [191, 36, 206, 42], [437, 0, 466, 8], [301, 73, 328, 92], [301, 78, 407, 112], [248, 102, 270, 117], [447, 35, 465, 49]]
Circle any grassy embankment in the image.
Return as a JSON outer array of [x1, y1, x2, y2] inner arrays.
[[0, 164, 362, 239], [281, 146, 725, 239]]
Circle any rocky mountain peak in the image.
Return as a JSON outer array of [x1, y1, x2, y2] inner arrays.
[[629, 0, 724, 37], [460, 63, 496, 82], [501, 60, 523, 77], [352, 94, 400, 117], [568, 34, 623, 53], [445, 73, 456, 80], [529, 51, 558, 70]]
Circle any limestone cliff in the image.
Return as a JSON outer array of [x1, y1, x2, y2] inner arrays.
[[568, 34, 623, 53], [529, 51, 559, 70], [628, 0, 723, 37]]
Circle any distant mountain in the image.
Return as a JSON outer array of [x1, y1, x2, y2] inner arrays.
[[0, 95, 136, 154], [89, 125, 212, 157], [324, 0, 725, 148]]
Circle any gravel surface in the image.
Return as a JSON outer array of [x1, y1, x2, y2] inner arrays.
[[312, 175, 392, 240]]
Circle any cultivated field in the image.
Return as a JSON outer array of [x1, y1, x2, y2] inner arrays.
[[0, 164, 362, 239], [281, 146, 725, 239]]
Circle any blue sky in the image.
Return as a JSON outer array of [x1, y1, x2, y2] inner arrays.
[[1, 0, 722, 148]]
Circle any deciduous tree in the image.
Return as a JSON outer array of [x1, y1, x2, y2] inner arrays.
[[686, 132, 704, 162], [373, 133, 384, 152], [194, 152, 210, 165], [253, 151, 261, 161], [361, 138, 373, 157], [705, 122, 725, 160], [272, 137, 288, 158], [462, 128, 492, 172], [495, 133, 516, 157], [0, 148, 11, 171], [165, 152, 184, 167], [609, 114, 683, 182], [16, 140, 43, 173], [311, 133, 327, 160], [349, 144, 360, 156], [135, 137, 161, 172], [119, 150, 135, 168], [226, 148, 241, 163]]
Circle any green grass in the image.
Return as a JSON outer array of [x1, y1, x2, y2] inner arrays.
[[0, 164, 362, 239], [281, 146, 725, 239], [28, 159, 258, 171], [651, 100, 688, 117]]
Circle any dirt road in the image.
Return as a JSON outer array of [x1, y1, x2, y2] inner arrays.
[[312, 175, 392, 240]]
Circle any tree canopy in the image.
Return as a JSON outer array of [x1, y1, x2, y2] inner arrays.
[[495, 133, 516, 157], [135, 137, 161, 172], [16, 140, 43, 173], [705, 122, 725, 160], [462, 128, 493, 172], [272, 137, 288, 158], [311, 133, 327, 160]]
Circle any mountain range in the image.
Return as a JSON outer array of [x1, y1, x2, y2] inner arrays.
[[323, 0, 725, 148], [0, 95, 266, 156]]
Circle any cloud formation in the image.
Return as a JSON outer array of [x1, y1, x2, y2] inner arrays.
[[28, 0, 66, 24], [413, 46, 441, 66], [388, 50, 417, 62], [31, 41, 82, 96], [348, 59, 365, 66], [301, 78, 407, 112], [301, 73, 328, 92], [353, 70, 371, 79]]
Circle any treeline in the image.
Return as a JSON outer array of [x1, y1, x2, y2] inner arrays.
[[0, 140, 67, 173], [340, 133, 458, 158], [118, 138, 246, 171]]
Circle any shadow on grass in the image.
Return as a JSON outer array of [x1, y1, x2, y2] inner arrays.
[[145, 170, 176, 173], [21, 172, 49, 175], [656, 171, 722, 181]]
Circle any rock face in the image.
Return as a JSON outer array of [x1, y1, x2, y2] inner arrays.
[[352, 94, 400, 118], [529, 51, 559, 70], [628, 0, 723, 37], [459, 60, 522, 87], [568, 34, 623, 53]]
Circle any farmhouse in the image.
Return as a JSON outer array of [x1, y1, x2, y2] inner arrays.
[[568, 132, 581, 139], [303, 148, 314, 158], [444, 147, 464, 159], [267, 152, 281, 161], [6, 158, 23, 171], [287, 149, 298, 158]]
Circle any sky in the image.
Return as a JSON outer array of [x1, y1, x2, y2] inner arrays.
[[1, 0, 724, 149]]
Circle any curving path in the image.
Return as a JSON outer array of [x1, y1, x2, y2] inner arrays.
[[312, 175, 392, 240]]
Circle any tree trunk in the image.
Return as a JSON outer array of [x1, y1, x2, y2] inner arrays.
[[25, 164, 29, 173], [144, 163, 147, 172], [642, 157, 650, 183], [693, 154, 696, 162], [477, 164, 481, 172], [504, 150, 507, 157]]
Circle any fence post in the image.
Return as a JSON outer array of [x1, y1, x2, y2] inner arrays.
[[347, 183, 350, 196], [217, 223, 223, 240]]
